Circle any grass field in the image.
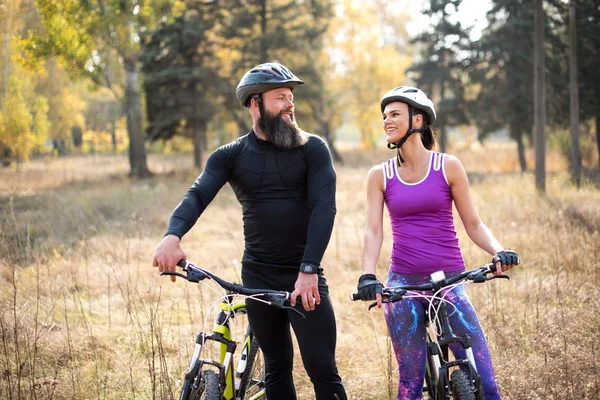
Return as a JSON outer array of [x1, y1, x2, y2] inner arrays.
[[0, 143, 599, 399]]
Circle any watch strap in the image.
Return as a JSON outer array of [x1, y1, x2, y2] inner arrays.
[[299, 262, 321, 274]]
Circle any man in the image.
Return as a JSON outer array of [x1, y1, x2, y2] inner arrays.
[[153, 62, 347, 400]]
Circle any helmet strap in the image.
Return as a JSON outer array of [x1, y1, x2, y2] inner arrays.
[[254, 94, 264, 118]]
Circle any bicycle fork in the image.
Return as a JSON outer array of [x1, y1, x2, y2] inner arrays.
[[426, 302, 482, 399], [185, 309, 238, 400]]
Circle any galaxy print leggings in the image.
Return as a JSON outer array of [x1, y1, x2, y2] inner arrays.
[[383, 270, 502, 400]]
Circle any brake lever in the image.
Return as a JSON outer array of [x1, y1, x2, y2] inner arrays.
[[160, 272, 189, 280], [469, 271, 510, 283], [368, 298, 389, 310], [185, 268, 210, 283], [282, 305, 306, 319], [259, 294, 306, 319]]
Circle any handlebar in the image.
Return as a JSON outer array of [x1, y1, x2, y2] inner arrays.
[[350, 263, 509, 305], [160, 259, 304, 318]]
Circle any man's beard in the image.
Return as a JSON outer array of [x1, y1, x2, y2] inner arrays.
[[256, 107, 307, 150]]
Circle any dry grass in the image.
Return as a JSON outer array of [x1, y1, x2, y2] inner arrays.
[[0, 142, 599, 399]]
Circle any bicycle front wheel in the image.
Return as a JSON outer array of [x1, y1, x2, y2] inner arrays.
[[180, 366, 221, 400], [450, 370, 475, 400], [237, 337, 266, 400]]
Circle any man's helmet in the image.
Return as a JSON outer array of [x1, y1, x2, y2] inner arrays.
[[380, 86, 436, 125], [236, 63, 305, 107]]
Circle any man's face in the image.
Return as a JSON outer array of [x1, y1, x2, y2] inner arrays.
[[261, 87, 295, 122], [254, 87, 306, 150]]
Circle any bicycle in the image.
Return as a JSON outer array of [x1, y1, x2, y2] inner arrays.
[[351, 263, 509, 400], [162, 259, 304, 400]]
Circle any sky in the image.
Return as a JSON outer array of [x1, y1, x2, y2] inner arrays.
[[407, 0, 493, 41]]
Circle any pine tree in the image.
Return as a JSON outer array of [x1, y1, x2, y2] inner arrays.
[[409, 0, 471, 153], [575, 0, 600, 166], [217, 0, 335, 137], [139, 2, 221, 169], [470, 0, 564, 172]]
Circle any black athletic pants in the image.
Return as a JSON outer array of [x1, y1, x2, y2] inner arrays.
[[242, 264, 347, 400]]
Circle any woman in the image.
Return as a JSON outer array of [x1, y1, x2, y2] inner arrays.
[[355, 86, 520, 399]]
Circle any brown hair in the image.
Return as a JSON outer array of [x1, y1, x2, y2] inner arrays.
[[411, 107, 435, 150]]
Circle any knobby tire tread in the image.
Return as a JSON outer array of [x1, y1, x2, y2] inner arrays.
[[450, 370, 475, 400], [237, 338, 265, 400]]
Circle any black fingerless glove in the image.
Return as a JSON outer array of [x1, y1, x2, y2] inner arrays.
[[492, 249, 520, 267], [356, 274, 383, 301]]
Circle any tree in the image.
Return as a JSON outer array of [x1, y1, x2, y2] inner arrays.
[[534, 0, 546, 191], [32, 96, 50, 155], [568, 0, 581, 186], [575, 0, 600, 166], [140, 3, 221, 169], [470, 0, 534, 171], [409, 0, 472, 153], [322, 0, 412, 148], [470, 0, 561, 172], [216, 0, 335, 139], [19, 0, 185, 177], [0, 77, 34, 164]]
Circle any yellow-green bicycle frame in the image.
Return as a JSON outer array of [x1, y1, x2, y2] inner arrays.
[[184, 299, 265, 400]]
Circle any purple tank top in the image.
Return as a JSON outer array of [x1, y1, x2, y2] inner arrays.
[[383, 152, 465, 275]]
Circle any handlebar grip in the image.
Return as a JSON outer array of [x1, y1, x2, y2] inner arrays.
[[350, 292, 359, 301], [177, 259, 187, 268]]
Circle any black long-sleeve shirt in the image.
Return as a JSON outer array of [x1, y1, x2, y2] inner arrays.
[[165, 131, 337, 268]]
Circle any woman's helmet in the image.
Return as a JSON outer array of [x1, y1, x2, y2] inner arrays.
[[380, 86, 437, 164], [236, 63, 305, 107], [380, 86, 436, 125]]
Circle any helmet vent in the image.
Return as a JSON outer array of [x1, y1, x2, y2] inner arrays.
[[403, 89, 418, 93]]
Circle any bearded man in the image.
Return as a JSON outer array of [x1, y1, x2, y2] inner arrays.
[[153, 62, 347, 400]]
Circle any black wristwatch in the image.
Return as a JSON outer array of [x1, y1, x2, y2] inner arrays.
[[299, 262, 321, 274]]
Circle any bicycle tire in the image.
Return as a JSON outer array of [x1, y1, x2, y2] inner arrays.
[[423, 362, 438, 400], [237, 337, 266, 400], [450, 370, 475, 400], [180, 367, 221, 400]]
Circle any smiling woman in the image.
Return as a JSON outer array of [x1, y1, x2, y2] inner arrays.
[[354, 84, 520, 400]]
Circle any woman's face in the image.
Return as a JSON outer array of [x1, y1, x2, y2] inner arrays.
[[382, 101, 410, 143], [382, 101, 424, 143]]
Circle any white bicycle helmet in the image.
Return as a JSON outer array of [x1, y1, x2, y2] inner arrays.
[[380, 86, 437, 164], [380, 86, 436, 125]]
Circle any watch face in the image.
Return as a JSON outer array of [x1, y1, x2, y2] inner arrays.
[[300, 264, 318, 273]]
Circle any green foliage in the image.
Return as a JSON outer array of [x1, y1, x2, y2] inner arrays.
[[19, 0, 185, 85], [139, 4, 221, 142], [0, 77, 34, 162], [409, 0, 471, 130], [575, 0, 600, 122], [469, 0, 565, 141], [216, 0, 335, 136], [548, 124, 597, 167]]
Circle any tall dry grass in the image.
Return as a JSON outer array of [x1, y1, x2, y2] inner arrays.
[[0, 142, 598, 399]]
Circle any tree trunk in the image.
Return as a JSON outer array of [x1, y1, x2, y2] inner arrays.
[[192, 119, 206, 170], [231, 109, 251, 137], [3, 9, 10, 102], [259, 0, 268, 62], [318, 119, 343, 164], [438, 72, 447, 154], [517, 129, 528, 172], [534, 0, 546, 192], [111, 125, 117, 154], [596, 115, 600, 168], [439, 123, 447, 154], [569, 0, 581, 187], [124, 58, 151, 177]]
